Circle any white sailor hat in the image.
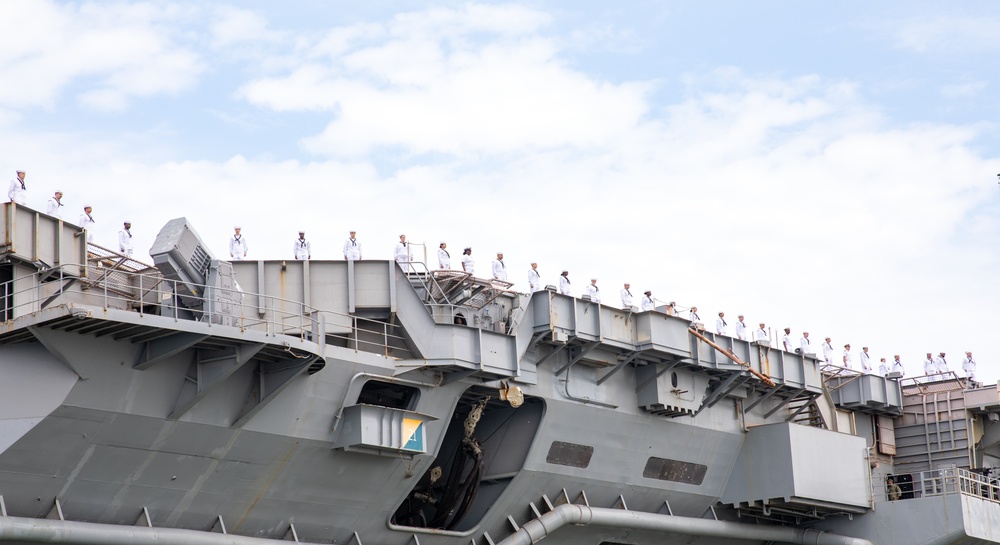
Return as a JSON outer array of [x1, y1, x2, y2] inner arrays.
[[83, 204, 92, 208], [439, 241, 446, 245], [123, 219, 132, 223], [15, 170, 24, 174], [234, 225, 242, 229]]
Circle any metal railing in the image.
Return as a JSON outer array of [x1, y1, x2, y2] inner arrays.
[[1, 263, 411, 357], [893, 467, 1000, 504]]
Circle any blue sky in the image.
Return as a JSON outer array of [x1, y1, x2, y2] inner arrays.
[[2, 1, 998, 381]]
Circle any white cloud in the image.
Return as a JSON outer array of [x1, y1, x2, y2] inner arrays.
[[239, 5, 649, 156], [940, 81, 987, 99], [890, 15, 1000, 53], [0, 0, 204, 110]]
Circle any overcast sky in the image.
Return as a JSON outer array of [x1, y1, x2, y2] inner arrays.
[[2, 1, 998, 382]]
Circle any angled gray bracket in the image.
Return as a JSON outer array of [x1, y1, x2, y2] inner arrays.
[[170, 343, 266, 419], [132, 332, 209, 370], [743, 384, 783, 413], [693, 372, 752, 417], [27, 325, 87, 379], [555, 341, 600, 376], [764, 388, 807, 418], [234, 354, 319, 427], [597, 350, 641, 385]]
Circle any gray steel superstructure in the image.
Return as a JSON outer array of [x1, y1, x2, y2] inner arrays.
[[1, 203, 1000, 545]]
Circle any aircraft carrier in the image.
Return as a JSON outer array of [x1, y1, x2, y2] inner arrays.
[[1, 202, 999, 545]]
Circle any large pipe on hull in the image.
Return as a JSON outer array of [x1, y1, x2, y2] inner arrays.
[[0, 505, 874, 545], [0, 516, 281, 545], [496, 504, 874, 545]]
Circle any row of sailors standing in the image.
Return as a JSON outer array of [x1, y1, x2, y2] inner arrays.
[[8, 172, 135, 258], [252, 229, 988, 384]]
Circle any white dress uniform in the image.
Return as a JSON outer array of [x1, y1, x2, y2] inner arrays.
[[620, 288, 634, 309], [735, 321, 747, 341], [892, 359, 905, 376], [294, 238, 311, 260], [822, 342, 834, 365], [755, 328, 768, 343], [394, 242, 411, 269], [492, 259, 507, 281], [860, 352, 872, 373], [79, 213, 95, 242], [641, 296, 654, 311], [688, 310, 701, 322], [528, 268, 541, 292], [782, 334, 792, 352], [924, 357, 935, 375], [46, 197, 63, 218], [438, 248, 450, 269], [585, 283, 600, 303], [843, 350, 853, 369], [343, 237, 362, 261], [462, 255, 475, 275], [963, 356, 976, 381], [800, 336, 811, 355], [230, 234, 248, 260], [878, 361, 890, 376], [934, 355, 948, 373], [559, 276, 571, 295], [119, 228, 134, 257], [8, 178, 26, 205], [716, 316, 728, 335]]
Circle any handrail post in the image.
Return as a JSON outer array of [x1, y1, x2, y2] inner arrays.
[[138, 272, 143, 316], [383, 321, 388, 357]]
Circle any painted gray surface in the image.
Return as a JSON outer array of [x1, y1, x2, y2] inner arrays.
[[721, 422, 870, 510]]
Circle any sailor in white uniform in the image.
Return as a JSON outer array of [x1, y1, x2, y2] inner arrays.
[[119, 221, 134, 257], [528, 263, 542, 292], [755, 323, 769, 343], [461, 247, 474, 275], [438, 242, 450, 269], [78, 206, 95, 243], [735, 315, 748, 341], [620, 283, 634, 309], [394, 234, 410, 270], [343, 230, 361, 261], [688, 306, 701, 323], [878, 358, 889, 376], [892, 355, 905, 376], [46, 190, 64, 218], [799, 332, 811, 355], [842, 344, 852, 369], [822, 337, 834, 365], [860, 347, 872, 373], [962, 351, 976, 382], [716, 312, 728, 336], [230, 226, 248, 260], [641, 291, 654, 311], [559, 271, 571, 295], [923, 353, 935, 375], [585, 278, 600, 303], [492, 253, 507, 281], [8, 170, 26, 205], [294, 230, 311, 260], [781, 328, 793, 352], [934, 352, 948, 374]]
